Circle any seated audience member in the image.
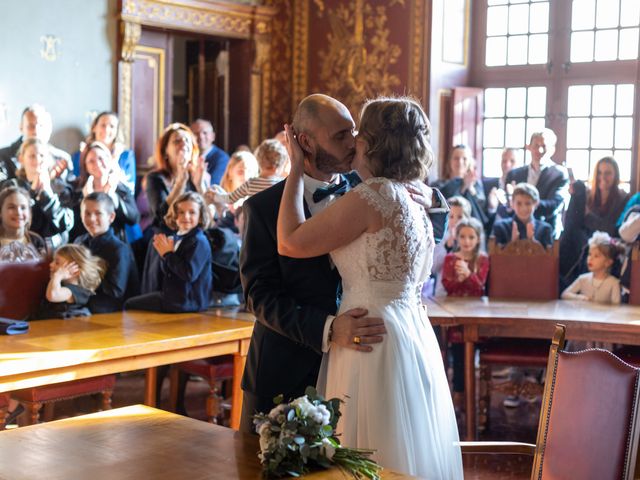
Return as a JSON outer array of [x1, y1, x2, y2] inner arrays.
[[125, 192, 212, 313], [0, 186, 47, 261], [560, 156, 629, 285], [206, 138, 286, 209], [191, 119, 230, 186], [618, 207, 640, 301], [35, 244, 106, 319], [146, 123, 207, 231], [442, 217, 490, 297], [431, 196, 472, 297], [0, 104, 71, 182], [485, 147, 517, 220], [71, 112, 136, 192], [219, 150, 259, 200], [561, 231, 623, 304], [74, 192, 139, 313], [492, 183, 553, 248], [71, 141, 139, 241], [617, 191, 640, 229], [0, 138, 74, 249], [437, 145, 491, 232], [506, 129, 568, 239]]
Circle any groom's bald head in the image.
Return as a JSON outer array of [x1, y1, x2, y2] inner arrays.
[[292, 94, 352, 137]]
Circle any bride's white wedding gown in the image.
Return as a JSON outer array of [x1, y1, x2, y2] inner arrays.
[[317, 177, 463, 479]]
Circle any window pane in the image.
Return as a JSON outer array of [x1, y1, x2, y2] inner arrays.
[[505, 118, 526, 147], [510, 0, 529, 4], [529, 2, 549, 33], [594, 29, 619, 61], [488, 0, 508, 4], [507, 35, 529, 65], [592, 84, 616, 116], [527, 87, 547, 117], [566, 150, 591, 181], [614, 150, 632, 182], [591, 117, 614, 148], [487, 6, 509, 36], [620, 0, 640, 27], [526, 118, 546, 144], [509, 4, 530, 35], [572, 0, 596, 30], [484, 119, 505, 147], [567, 118, 591, 148], [615, 117, 633, 148], [506, 87, 527, 116], [596, 0, 620, 29], [568, 85, 592, 116], [485, 88, 506, 117], [528, 34, 548, 63], [482, 149, 504, 177], [616, 84, 635, 115], [619, 28, 639, 59], [571, 31, 595, 62], [486, 37, 508, 66]]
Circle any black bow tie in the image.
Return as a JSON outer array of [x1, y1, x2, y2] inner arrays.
[[313, 180, 349, 203]]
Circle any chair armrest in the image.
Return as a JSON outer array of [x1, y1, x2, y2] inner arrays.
[[458, 441, 536, 455]]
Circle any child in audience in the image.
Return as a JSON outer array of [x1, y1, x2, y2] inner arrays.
[[492, 182, 553, 248], [124, 192, 212, 313], [442, 217, 490, 297], [206, 139, 286, 208], [74, 192, 139, 312], [431, 196, 471, 297], [561, 231, 623, 304], [218, 150, 259, 199], [36, 244, 106, 319], [0, 186, 47, 261]]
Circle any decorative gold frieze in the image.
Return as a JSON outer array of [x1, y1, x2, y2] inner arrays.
[[292, 0, 309, 111], [121, 20, 141, 62]]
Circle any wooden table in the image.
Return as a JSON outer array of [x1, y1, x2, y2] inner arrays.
[[426, 296, 640, 440], [0, 309, 254, 429], [0, 405, 417, 479]]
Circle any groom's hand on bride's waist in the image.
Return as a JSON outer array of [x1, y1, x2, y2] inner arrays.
[[331, 308, 386, 353]]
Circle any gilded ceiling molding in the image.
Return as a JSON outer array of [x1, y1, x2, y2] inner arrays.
[[291, 0, 309, 112], [121, 0, 276, 39]]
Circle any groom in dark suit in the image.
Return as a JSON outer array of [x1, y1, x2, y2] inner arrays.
[[505, 129, 569, 238], [239, 94, 389, 432]]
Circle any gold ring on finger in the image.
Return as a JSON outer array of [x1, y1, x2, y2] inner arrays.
[[353, 335, 361, 345]]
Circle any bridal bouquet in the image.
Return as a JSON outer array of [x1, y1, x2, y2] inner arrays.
[[253, 386, 381, 479]]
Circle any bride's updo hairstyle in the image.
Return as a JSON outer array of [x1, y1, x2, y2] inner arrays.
[[358, 96, 433, 182]]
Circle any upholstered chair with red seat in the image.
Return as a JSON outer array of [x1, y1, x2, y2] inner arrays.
[[462, 324, 640, 480], [169, 356, 234, 424], [478, 239, 559, 430], [1, 260, 116, 425]]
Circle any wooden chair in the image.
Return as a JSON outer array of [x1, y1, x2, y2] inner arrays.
[[0, 260, 116, 425], [478, 239, 559, 429], [0, 393, 9, 430], [169, 356, 234, 424], [462, 324, 640, 480]]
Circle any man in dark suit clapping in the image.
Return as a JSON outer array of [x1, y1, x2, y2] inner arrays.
[[505, 129, 569, 238]]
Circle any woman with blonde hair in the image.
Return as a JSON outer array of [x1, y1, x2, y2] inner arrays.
[[277, 96, 462, 478], [219, 150, 259, 196]]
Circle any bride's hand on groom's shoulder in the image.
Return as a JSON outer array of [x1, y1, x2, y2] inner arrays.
[[331, 308, 386, 353]]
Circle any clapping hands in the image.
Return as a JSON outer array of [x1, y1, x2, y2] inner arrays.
[[454, 258, 471, 282], [153, 233, 175, 257]]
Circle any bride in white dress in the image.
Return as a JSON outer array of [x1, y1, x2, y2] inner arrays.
[[277, 97, 463, 479]]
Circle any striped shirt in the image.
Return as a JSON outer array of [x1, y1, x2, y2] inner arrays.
[[214, 175, 283, 205]]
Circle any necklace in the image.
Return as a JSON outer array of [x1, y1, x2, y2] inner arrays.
[[589, 274, 608, 301]]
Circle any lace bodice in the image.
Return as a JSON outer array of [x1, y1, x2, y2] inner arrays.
[[331, 177, 434, 306]]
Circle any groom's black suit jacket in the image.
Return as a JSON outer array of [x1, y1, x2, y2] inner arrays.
[[240, 180, 340, 402]]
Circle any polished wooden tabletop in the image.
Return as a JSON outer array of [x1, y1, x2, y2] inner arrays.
[[0, 405, 418, 480], [0, 309, 254, 388]]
